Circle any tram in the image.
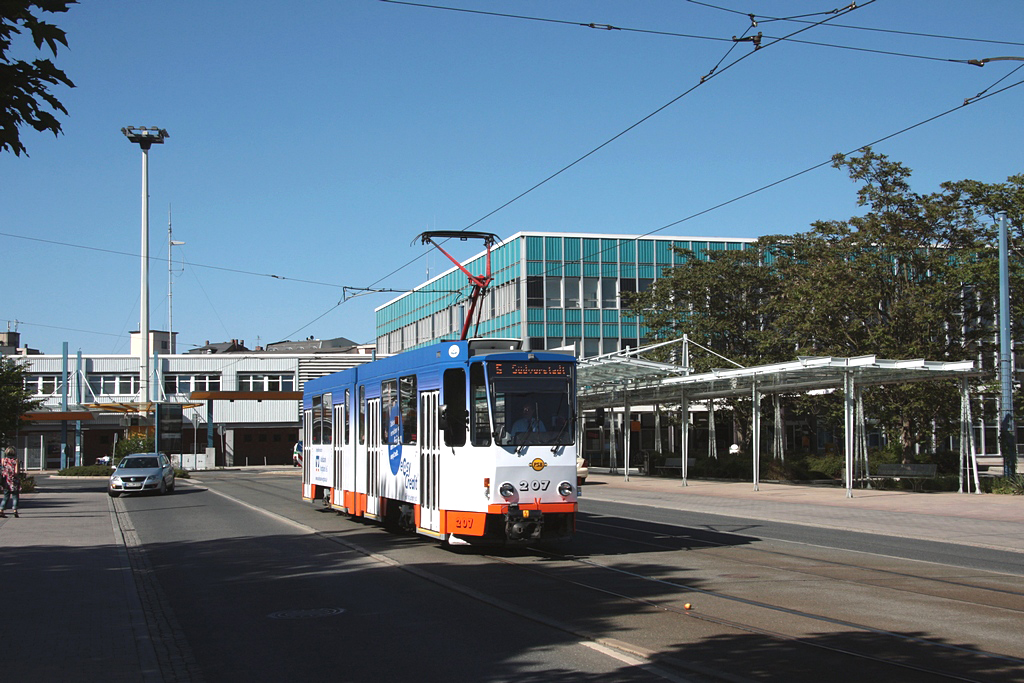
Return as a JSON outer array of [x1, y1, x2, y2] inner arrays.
[[301, 338, 578, 545]]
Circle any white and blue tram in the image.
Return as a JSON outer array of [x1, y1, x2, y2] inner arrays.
[[301, 338, 578, 544]]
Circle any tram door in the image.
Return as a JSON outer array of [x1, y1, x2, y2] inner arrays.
[[419, 390, 441, 532], [331, 392, 348, 510], [366, 397, 381, 517]]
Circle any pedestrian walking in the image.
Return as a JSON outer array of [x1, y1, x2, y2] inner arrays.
[[1, 446, 22, 518]]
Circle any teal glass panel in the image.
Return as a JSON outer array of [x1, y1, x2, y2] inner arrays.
[[565, 323, 581, 337], [583, 238, 600, 262], [620, 263, 636, 278], [639, 264, 655, 278], [602, 324, 619, 337], [546, 308, 563, 322], [526, 236, 543, 260], [619, 239, 635, 262], [565, 308, 582, 323], [527, 308, 544, 322], [547, 323, 563, 336], [638, 239, 654, 264], [601, 239, 617, 263], [527, 261, 544, 275], [545, 236, 561, 260], [657, 241, 673, 264], [583, 309, 600, 323], [728, 241, 742, 250], [584, 324, 600, 338], [674, 241, 690, 264], [564, 237, 581, 261], [546, 261, 562, 276], [621, 324, 637, 337], [564, 262, 580, 277], [692, 242, 707, 260], [709, 241, 725, 251], [602, 263, 617, 278], [528, 323, 544, 337], [583, 262, 599, 277], [602, 309, 618, 323]]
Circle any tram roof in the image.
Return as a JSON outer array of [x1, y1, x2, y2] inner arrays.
[[577, 352, 978, 408]]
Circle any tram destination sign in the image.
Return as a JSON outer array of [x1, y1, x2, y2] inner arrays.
[[490, 361, 573, 377]]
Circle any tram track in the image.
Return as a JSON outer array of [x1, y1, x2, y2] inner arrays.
[[486, 545, 1024, 683], [578, 516, 1024, 611], [199, 474, 1024, 682]]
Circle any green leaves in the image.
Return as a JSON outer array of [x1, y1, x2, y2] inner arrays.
[[0, 1, 76, 156]]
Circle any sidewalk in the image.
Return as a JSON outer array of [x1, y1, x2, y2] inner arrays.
[[582, 472, 1024, 554], [0, 477, 159, 682]]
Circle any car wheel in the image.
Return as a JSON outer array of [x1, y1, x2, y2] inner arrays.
[[108, 490, 120, 498], [158, 479, 167, 495], [168, 479, 175, 493]]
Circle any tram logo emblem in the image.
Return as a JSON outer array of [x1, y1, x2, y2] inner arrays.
[[529, 458, 547, 472]]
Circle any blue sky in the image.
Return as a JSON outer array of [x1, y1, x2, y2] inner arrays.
[[2, 0, 1022, 355]]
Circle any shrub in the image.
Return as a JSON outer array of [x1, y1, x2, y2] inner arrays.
[[20, 476, 35, 493], [805, 454, 844, 479], [58, 465, 114, 477], [114, 434, 155, 460], [989, 473, 1024, 495]]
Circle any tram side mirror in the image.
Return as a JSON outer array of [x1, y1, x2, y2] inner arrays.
[[438, 403, 449, 431]]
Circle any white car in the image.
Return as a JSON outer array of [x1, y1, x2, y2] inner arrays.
[[108, 453, 175, 497], [577, 455, 589, 484]]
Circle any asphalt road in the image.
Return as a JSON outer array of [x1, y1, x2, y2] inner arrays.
[[107, 472, 1024, 682]]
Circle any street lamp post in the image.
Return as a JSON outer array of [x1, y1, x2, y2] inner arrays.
[[122, 126, 168, 402], [168, 209, 184, 355]]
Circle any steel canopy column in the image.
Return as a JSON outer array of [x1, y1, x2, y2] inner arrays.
[[752, 381, 760, 492], [844, 370, 855, 498], [680, 392, 690, 486], [623, 387, 631, 482]]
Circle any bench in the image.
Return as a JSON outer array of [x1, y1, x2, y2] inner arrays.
[[870, 463, 938, 492], [655, 457, 696, 476]]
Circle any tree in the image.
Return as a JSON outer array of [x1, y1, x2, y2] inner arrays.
[[627, 149, 1024, 463], [0, 1, 76, 157], [0, 356, 40, 445]]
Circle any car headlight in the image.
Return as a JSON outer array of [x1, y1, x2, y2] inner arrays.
[[558, 481, 574, 497], [110, 476, 122, 486], [499, 482, 516, 499]]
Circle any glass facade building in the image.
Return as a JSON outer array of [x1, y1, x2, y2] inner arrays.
[[376, 231, 756, 357]]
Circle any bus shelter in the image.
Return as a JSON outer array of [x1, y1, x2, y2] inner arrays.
[[577, 348, 979, 498]]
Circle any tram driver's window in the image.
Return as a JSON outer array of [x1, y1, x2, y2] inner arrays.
[[442, 368, 466, 447], [311, 395, 322, 445], [470, 363, 490, 446]]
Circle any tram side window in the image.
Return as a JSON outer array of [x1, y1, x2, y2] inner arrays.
[[311, 396, 322, 445], [442, 368, 466, 447], [341, 389, 350, 445], [470, 363, 490, 446], [358, 385, 365, 445], [381, 379, 398, 445], [400, 375, 417, 444], [321, 393, 333, 445]]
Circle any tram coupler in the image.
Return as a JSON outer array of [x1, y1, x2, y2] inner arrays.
[[505, 504, 543, 542]]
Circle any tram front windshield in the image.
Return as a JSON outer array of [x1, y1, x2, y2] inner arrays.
[[488, 362, 574, 447]]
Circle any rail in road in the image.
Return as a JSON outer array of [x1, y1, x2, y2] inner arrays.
[[141, 469, 1024, 683]]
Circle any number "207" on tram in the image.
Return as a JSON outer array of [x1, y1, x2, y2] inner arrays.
[[301, 338, 578, 545]]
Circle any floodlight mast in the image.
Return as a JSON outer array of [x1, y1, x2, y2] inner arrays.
[[122, 126, 169, 402], [417, 231, 499, 340]]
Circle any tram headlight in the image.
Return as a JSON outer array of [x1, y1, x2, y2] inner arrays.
[[558, 481, 574, 497], [499, 482, 516, 499]]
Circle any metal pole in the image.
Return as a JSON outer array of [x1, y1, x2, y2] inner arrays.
[[998, 214, 1018, 477], [140, 145, 150, 404]]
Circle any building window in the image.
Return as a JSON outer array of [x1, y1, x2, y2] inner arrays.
[[164, 374, 221, 395], [89, 375, 140, 396], [238, 374, 295, 392], [545, 277, 562, 308], [526, 276, 543, 307], [25, 375, 62, 396]]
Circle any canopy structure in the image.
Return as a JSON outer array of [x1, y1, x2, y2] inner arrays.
[[577, 341, 981, 498]]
